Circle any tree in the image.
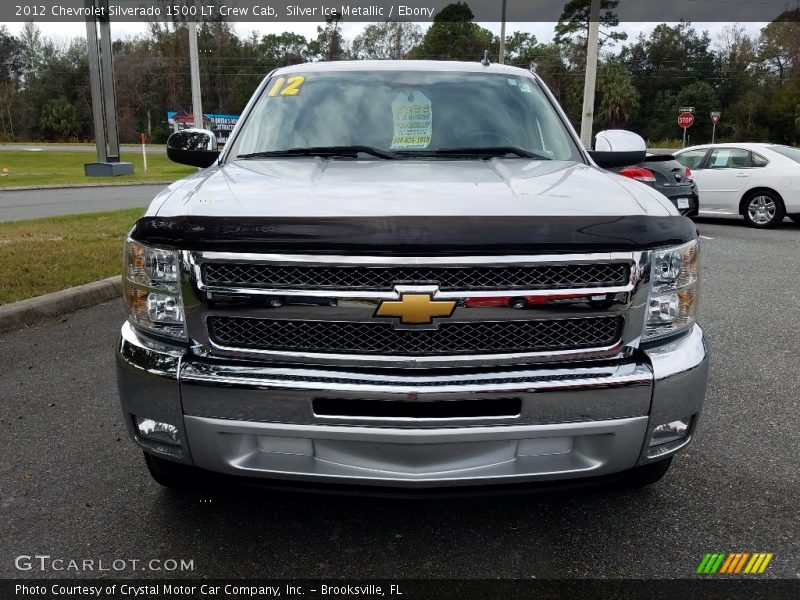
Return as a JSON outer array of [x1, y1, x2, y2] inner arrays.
[[0, 26, 22, 138], [714, 25, 761, 110], [258, 32, 310, 66], [146, 20, 191, 113], [0, 26, 22, 82], [18, 21, 55, 82], [7, 10, 800, 146], [528, 43, 571, 100], [412, 2, 493, 61], [620, 23, 717, 141], [676, 81, 719, 143], [351, 21, 422, 60], [760, 9, 800, 82], [554, 0, 626, 68], [597, 61, 639, 129], [724, 90, 769, 141], [490, 31, 537, 67], [38, 97, 79, 140], [198, 19, 244, 114], [765, 76, 800, 144], [311, 13, 349, 61], [620, 23, 716, 95], [795, 104, 800, 136]]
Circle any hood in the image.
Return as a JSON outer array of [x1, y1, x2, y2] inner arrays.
[[148, 158, 675, 219]]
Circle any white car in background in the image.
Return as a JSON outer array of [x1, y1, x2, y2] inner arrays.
[[673, 143, 800, 228]]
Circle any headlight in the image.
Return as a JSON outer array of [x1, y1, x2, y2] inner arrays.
[[123, 237, 186, 340], [643, 240, 699, 342]]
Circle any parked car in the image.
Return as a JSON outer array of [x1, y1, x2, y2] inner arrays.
[[613, 153, 699, 217], [116, 60, 707, 491], [673, 143, 800, 228]]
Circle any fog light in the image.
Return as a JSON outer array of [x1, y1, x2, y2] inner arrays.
[[146, 292, 183, 323], [649, 418, 690, 446], [648, 293, 679, 323], [135, 416, 180, 445]]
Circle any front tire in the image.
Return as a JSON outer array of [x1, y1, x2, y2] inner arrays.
[[625, 457, 673, 488], [144, 453, 202, 489], [743, 191, 785, 228], [510, 298, 528, 309]]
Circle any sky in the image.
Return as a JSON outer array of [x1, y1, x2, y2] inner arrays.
[[4, 20, 767, 52]]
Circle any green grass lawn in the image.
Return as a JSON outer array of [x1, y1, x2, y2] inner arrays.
[[0, 150, 194, 188], [0, 208, 143, 304]]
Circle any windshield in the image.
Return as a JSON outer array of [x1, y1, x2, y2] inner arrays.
[[769, 145, 800, 164], [229, 70, 580, 161]]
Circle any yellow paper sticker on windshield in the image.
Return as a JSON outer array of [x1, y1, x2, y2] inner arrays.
[[268, 76, 305, 97], [391, 91, 432, 150]]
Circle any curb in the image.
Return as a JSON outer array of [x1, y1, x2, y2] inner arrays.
[[0, 181, 173, 192], [0, 276, 123, 334]]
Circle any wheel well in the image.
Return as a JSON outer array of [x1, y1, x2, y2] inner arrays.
[[739, 187, 783, 215]]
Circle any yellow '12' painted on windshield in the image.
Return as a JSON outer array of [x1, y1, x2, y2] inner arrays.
[[267, 76, 305, 97]]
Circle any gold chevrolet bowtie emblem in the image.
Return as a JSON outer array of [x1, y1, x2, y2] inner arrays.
[[374, 293, 457, 325]]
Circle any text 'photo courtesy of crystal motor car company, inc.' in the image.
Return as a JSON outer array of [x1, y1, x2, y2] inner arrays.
[[117, 60, 708, 491]]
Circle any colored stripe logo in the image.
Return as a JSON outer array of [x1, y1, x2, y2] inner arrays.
[[696, 552, 773, 574]]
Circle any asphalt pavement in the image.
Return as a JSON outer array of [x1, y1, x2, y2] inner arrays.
[[0, 184, 166, 222], [0, 144, 166, 153], [1, 218, 799, 579]]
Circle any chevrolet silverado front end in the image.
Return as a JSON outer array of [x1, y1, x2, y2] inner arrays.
[[115, 61, 708, 490]]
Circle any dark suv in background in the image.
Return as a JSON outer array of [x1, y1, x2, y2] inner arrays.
[[614, 153, 699, 217]]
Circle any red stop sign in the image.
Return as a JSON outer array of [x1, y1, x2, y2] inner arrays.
[[678, 112, 695, 128]]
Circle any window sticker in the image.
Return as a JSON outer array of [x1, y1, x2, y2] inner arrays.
[[390, 91, 432, 150], [267, 75, 305, 97], [711, 150, 731, 167]]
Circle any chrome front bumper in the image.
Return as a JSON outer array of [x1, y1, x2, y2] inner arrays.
[[116, 322, 708, 487]]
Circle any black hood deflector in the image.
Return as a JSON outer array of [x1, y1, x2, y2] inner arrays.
[[130, 215, 697, 255]]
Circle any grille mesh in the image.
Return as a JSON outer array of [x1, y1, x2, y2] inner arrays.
[[203, 263, 629, 291], [208, 316, 622, 356]]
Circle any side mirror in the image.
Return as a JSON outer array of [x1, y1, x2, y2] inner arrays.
[[166, 129, 220, 168], [589, 129, 646, 169]]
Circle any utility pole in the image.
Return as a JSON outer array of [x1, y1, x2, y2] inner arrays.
[[188, 21, 204, 129], [84, 0, 132, 176], [579, 0, 601, 148], [498, 0, 507, 64]]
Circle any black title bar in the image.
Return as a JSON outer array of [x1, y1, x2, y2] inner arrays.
[[4, 579, 800, 600], [5, 0, 799, 23]]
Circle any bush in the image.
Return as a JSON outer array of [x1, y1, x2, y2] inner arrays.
[[646, 138, 684, 150], [38, 97, 79, 141]]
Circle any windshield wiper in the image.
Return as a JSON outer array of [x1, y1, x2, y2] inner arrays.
[[237, 146, 397, 160], [398, 146, 550, 160]]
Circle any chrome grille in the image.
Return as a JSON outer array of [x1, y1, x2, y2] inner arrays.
[[208, 316, 623, 356], [203, 263, 629, 291]]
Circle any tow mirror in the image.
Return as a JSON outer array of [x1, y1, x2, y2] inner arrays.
[[589, 130, 647, 169], [166, 129, 220, 168]]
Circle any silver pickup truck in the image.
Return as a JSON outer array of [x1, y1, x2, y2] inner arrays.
[[116, 60, 708, 490]]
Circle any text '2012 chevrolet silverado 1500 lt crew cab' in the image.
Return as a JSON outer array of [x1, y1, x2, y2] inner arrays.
[[116, 60, 708, 490]]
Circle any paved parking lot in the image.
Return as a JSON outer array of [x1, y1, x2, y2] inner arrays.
[[0, 184, 164, 222], [1, 218, 798, 579]]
